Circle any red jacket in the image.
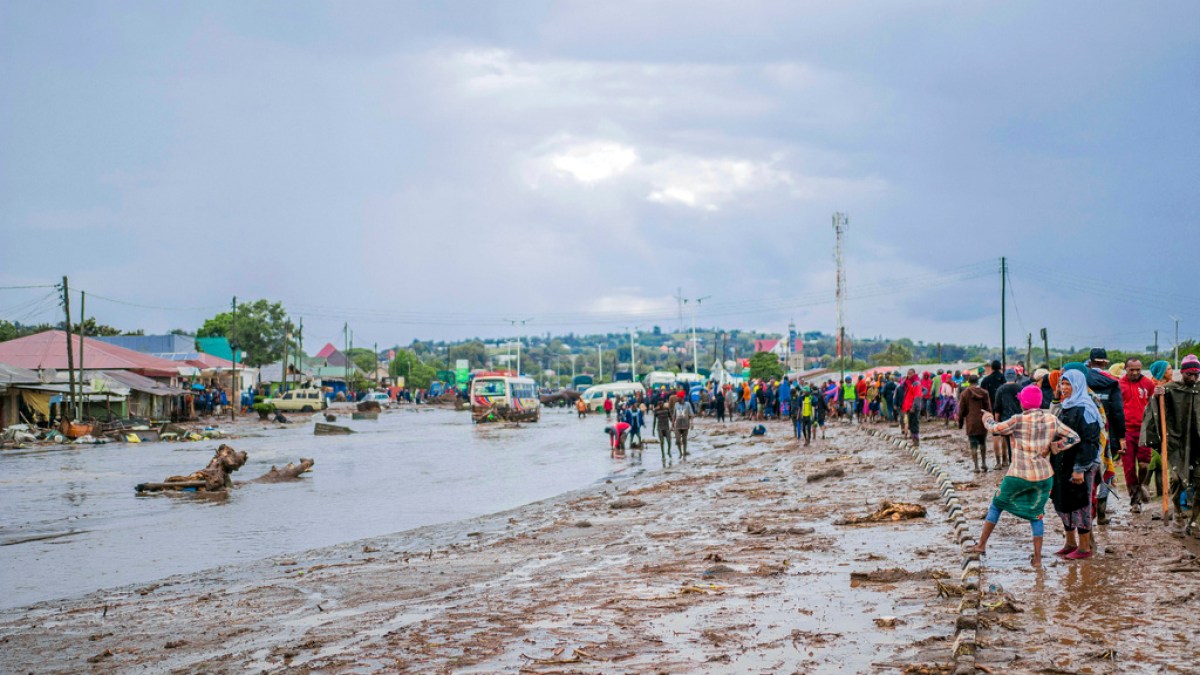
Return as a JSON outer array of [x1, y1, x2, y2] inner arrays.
[[1118, 374, 1155, 434]]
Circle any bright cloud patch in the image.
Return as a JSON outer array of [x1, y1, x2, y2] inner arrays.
[[646, 157, 791, 211], [550, 141, 638, 183]]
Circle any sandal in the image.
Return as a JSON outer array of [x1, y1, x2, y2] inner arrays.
[[1053, 545, 1077, 556]]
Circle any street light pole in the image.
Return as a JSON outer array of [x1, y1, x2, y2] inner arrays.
[[621, 326, 640, 382], [504, 318, 533, 376], [685, 295, 712, 375], [1171, 315, 1180, 370]]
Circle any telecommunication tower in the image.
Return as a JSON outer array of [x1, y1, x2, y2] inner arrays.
[[833, 212, 848, 381]]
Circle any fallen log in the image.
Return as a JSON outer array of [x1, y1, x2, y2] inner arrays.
[[147, 444, 247, 492], [315, 423, 353, 436], [247, 458, 314, 483]]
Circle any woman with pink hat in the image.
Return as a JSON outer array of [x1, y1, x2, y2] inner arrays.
[[974, 385, 1082, 566]]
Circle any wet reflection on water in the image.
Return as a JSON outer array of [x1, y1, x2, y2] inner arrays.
[[0, 407, 656, 609]]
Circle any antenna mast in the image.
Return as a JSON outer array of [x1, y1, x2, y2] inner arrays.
[[833, 212, 848, 381]]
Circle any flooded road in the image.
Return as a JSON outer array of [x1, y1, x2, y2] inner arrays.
[[0, 406, 645, 609]]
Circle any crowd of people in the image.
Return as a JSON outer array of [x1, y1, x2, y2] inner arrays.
[[583, 348, 1200, 566]]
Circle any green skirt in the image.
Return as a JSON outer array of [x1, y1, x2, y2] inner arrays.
[[992, 475, 1053, 522]]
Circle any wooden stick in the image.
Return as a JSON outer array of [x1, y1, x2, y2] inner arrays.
[[1161, 394, 1170, 518]]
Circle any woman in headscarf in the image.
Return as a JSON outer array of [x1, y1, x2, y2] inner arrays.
[[1051, 369, 1103, 560], [975, 385, 1081, 566]]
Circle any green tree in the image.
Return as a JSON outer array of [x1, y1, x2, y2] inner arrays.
[[871, 341, 914, 366], [448, 340, 488, 369], [748, 351, 785, 380], [196, 299, 288, 367], [346, 347, 378, 373], [388, 349, 438, 389]]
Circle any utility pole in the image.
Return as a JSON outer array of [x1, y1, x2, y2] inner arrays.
[[621, 326, 639, 382], [78, 290, 86, 419], [1171, 314, 1180, 367], [1040, 328, 1049, 368], [1000, 257, 1008, 369], [676, 287, 684, 332], [230, 296, 238, 421], [374, 342, 378, 389], [597, 345, 603, 382], [61, 276, 76, 421], [1153, 330, 1159, 360], [298, 317, 304, 387], [281, 319, 290, 394], [1026, 333, 1033, 371], [833, 212, 848, 380], [344, 322, 349, 396]]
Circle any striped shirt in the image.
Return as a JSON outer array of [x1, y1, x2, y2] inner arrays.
[[983, 408, 1081, 482]]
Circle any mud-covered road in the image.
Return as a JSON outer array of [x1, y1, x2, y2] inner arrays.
[[2, 416, 1198, 673]]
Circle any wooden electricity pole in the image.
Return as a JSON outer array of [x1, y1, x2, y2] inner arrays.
[[61, 276, 76, 421]]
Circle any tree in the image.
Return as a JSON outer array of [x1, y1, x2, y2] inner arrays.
[[448, 340, 488, 369], [748, 351, 785, 381], [196, 299, 288, 367], [346, 347, 378, 374], [872, 341, 914, 366]]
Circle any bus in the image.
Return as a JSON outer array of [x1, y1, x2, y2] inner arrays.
[[469, 372, 541, 423]]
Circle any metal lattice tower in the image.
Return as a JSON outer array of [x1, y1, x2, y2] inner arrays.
[[832, 213, 848, 367]]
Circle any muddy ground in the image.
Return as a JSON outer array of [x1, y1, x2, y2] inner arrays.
[[2, 418, 1197, 673]]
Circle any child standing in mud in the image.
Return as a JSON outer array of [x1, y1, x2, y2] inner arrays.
[[672, 393, 694, 456]]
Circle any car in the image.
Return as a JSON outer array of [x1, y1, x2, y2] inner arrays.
[[265, 388, 328, 412], [580, 382, 646, 411], [360, 392, 392, 407]]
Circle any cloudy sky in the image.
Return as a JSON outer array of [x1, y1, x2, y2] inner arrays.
[[2, 2, 1197, 352]]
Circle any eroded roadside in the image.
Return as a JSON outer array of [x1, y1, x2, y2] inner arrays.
[[1, 422, 967, 674]]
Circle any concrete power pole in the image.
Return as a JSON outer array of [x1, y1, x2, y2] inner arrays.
[[833, 213, 848, 382]]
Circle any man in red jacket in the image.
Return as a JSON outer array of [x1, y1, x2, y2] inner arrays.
[[1119, 358, 1156, 511]]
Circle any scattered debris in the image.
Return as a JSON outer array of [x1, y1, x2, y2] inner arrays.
[[314, 423, 353, 436], [609, 497, 646, 510], [135, 445, 247, 493]]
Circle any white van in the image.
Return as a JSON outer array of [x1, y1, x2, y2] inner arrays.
[[643, 371, 678, 390], [580, 382, 646, 411]]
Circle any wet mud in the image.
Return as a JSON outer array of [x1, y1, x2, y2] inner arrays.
[[0, 419, 968, 673], [2, 416, 1195, 672], [885, 423, 1200, 674]]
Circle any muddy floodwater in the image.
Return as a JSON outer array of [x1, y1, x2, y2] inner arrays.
[[0, 407, 646, 609]]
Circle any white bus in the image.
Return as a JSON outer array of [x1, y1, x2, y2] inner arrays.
[[469, 372, 540, 423]]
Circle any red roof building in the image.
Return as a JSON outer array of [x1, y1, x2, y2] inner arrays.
[[0, 331, 185, 379]]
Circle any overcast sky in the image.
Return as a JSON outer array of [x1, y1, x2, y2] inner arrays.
[[2, 2, 1197, 353]]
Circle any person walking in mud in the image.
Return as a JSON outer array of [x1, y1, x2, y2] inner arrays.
[[652, 400, 673, 457], [1141, 354, 1200, 536], [1119, 358, 1156, 512], [957, 373, 993, 472], [603, 394, 614, 421], [900, 369, 922, 447], [713, 386, 726, 423], [576, 397, 588, 419], [974, 385, 1080, 566], [672, 392, 694, 456]]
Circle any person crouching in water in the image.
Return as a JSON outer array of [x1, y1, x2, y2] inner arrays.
[[974, 385, 1080, 566], [606, 421, 631, 457]]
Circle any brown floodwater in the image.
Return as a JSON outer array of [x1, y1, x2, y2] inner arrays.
[[0, 406, 662, 609]]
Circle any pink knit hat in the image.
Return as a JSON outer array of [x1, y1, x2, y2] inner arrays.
[[1018, 385, 1043, 410], [1182, 354, 1200, 372]]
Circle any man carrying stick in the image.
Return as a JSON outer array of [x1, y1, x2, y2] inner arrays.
[[1142, 354, 1200, 536]]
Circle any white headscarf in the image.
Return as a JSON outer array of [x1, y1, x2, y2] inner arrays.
[[1060, 369, 1100, 425]]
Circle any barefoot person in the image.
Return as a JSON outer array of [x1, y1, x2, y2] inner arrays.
[[973, 386, 1080, 566]]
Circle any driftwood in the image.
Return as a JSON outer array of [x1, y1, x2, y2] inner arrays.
[[837, 501, 927, 525], [351, 411, 379, 421], [246, 458, 314, 483], [357, 400, 382, 413], [137, 444, 247, 492], [315, 423, 353, 435]]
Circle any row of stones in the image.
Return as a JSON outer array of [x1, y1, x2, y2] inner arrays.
[[866, 428, 980, 675]]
